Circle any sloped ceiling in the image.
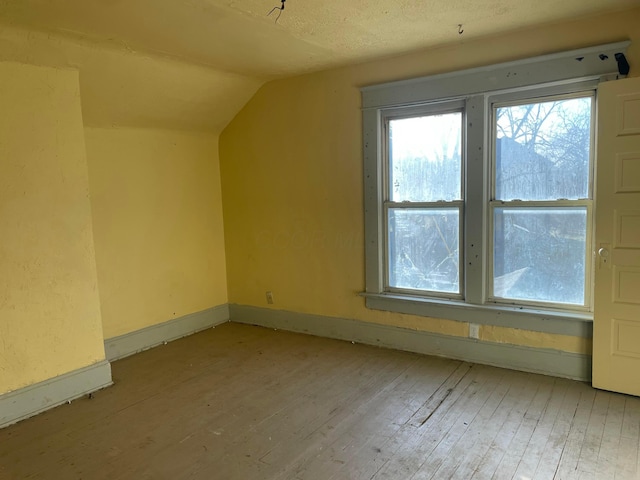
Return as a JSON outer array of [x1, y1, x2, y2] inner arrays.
[[0, 24, 263, 133], [0, 0, 637, 131]]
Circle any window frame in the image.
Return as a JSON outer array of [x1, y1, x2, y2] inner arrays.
[[361, 42, 630, 337]]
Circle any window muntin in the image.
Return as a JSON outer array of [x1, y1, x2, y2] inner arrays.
[[489, 93, 594, 309], [384, 109, 463, 296]]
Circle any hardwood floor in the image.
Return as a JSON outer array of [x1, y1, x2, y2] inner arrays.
[[1, 322, 639, 479]]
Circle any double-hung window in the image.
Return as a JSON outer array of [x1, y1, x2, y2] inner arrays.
[[490, 93, 593, 308], [362, 42, 629, 334], [386, 104, 464, 296]]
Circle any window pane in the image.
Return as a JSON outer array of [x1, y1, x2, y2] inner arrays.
[[493, 207, 587, 305], [388, 208, 459, 293], [389, 113, 462, 202], [495, 96, 592, 201]]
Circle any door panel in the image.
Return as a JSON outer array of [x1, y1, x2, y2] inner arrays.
[[593, 76, 640, 396]]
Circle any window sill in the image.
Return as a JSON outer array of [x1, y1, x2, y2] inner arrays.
[[361, 292, 593, 338]]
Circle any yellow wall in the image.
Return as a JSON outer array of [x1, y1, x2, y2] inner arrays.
[[0, 22, 235, 396], [85, 128, 228, 338], [220, 7, 640, 353], [0, 62, 106, 394], [0, 22, 235, 398]]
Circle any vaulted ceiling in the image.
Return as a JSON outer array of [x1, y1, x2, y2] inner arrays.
[[0, 0, 636, 131]]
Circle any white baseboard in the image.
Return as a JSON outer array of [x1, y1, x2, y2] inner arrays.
[[0, 360, 113, 429], [104, 304, 230, 361], [229, 304, 591, 381]]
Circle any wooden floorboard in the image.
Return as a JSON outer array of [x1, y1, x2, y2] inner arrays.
[[1, 322, 639, 480]]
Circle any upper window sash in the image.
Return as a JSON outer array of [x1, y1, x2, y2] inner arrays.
[[489, 87, 597, 202], [382, 102, 465, 203]]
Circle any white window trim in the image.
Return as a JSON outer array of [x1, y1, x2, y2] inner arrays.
[[361, 42, 630, 337]]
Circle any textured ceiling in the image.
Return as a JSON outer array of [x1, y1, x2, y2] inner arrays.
[[0, 0, 637, 132], [0, 0, 638, 78]]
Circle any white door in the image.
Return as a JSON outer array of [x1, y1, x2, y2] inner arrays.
[[593, 76, 640, 396]]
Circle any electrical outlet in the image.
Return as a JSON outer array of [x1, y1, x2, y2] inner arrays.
[[469, 323, 480, 339], [266, 291, 274, 304]]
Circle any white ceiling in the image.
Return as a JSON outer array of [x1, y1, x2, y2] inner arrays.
[[1, 0, 638, 78]]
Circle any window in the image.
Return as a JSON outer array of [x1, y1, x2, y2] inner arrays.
[[383, 92, 594, 310], [362, 42, 629, 334], [387, 107, 463, 296], [491, 94, 593, 308]]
